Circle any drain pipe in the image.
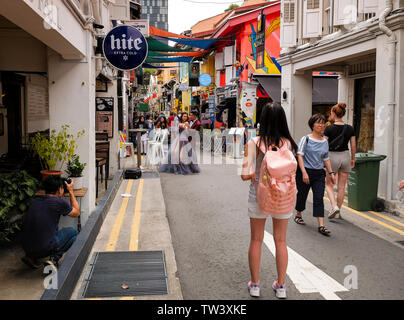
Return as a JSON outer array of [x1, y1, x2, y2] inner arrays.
[[379, 0, 397, 201]]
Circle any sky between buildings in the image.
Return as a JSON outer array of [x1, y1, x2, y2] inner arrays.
[[168, 0, 244, 34]]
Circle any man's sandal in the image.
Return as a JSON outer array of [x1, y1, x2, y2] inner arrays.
[[318, 226, 331, 236], [294, 216, 305, 225]]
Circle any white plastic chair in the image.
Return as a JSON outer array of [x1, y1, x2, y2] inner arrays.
[[145, 129, 162, 167], [158, 129, 169, 160], [147, 129, 169, 167]]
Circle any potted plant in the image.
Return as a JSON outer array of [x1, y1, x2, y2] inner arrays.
[[66, 154, 86, 190], [0, 171, 39, 243], [30, 125, 84, 180]]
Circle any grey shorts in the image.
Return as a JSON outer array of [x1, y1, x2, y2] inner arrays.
[[248, 201, 292, 220], [329, 151, 351, 173]]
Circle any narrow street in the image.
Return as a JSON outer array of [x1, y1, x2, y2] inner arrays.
[[161, 154, 404, 300]]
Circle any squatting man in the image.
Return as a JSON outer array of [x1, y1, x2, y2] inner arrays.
[[21, 176, 80, 269]]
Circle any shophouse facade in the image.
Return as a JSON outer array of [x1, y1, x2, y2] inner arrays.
[[0, 0, 139, 226], [278, 0, 404, 202]]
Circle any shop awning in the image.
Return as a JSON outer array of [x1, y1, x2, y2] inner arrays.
[[152, 36, 220, 50], [147, 38, 193, 52], [254, 75, 281, 103], [146, 56, 193, 63], [312, 76, 338, 105]]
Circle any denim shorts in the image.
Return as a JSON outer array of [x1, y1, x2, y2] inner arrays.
[[248, 201, 293, 220]]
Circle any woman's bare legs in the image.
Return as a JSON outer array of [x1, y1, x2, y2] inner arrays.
[[272, 218, 289, 285], [325, 172, 338, 208], [337, 171, 349, 209], [249, 218, 266, 284]]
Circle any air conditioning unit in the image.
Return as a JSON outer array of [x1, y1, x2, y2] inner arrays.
[[110, 0, 130, 21]]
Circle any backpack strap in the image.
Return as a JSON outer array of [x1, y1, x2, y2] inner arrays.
[[252, 137, 268, 154]]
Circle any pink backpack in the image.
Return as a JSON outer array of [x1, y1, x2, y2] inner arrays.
[[253, 137, 297, 215]]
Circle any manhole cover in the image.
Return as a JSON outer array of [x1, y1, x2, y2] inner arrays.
[[81, 251, 168, 298]]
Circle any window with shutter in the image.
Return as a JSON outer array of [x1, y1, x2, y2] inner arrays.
[[215, 52, 224, 70], [358, 0, 378, 21], [334, 0, 357, 26], [307, 0, 320, 10], [280, 0, 297, 48], [303, 0, 322, 38]]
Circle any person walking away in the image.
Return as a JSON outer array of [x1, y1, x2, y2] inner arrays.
[[294, 114, 336, 235], [324, 103, 356, 219], [241, 102, 298, 299]]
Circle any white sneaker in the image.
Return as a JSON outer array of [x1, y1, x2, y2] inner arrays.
[[328, 206, 340, 219], [248, 281, 260, 297], [272, 280, 287, 299]]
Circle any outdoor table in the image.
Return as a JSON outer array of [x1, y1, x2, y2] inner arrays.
[[34, 188, 88, 232], [128, 128, 148, 168]]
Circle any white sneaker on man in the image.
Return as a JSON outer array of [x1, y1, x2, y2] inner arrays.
[[328, 206, 340, 219]]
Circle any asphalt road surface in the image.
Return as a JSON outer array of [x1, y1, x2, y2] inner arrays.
[[160, 155, 404, 300]]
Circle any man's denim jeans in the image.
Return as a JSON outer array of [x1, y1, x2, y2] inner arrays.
[[52, 227, 78, 261]]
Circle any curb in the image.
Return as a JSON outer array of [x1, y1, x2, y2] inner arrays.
[[41, 170, 124, 300]]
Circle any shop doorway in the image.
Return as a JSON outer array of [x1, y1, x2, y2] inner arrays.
[[354, 76, 375, 152], [1, 72, 25, 156]]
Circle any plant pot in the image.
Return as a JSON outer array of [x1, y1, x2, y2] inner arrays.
[[40, 170, 62, 181], [70, 176, 84, 190]]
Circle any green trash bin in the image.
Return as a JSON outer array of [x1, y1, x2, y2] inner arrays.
[[347, 153, 387, 211]]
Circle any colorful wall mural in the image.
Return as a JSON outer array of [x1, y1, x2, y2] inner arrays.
[[236, 10, 281, 127], [240, 14, 281, 82]]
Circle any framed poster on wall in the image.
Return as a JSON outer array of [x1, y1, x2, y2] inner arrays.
[[96, 97, 114, 138]]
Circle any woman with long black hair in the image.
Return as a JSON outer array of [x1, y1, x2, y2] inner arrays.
[[241, 102, 298, 299]]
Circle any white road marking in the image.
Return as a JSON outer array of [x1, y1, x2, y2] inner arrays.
[[263, 231, 349, 300]]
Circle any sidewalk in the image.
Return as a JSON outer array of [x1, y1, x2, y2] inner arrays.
[[70, 156, 182, 300]]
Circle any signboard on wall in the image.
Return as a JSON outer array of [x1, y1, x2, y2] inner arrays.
[[96, 97, 114, 138], [27, 84, 49, 120], [103, 25, 148, 71], [199, 73, 212, 87], [189, 63, 200, 87], [123, 19, 149, 37]]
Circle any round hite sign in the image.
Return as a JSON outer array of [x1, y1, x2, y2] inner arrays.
[[103, 25, 148, 71]]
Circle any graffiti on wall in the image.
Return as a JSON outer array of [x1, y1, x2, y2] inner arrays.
[[243, 16, 281, 78], [239, 81, 257, 127]]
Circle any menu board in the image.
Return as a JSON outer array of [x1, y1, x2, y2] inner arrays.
[[96, 97, 114, 138], [27, 84, 49, 120]]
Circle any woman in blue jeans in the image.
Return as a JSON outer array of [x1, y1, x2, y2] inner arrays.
[[294, 114, 336, 236]]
